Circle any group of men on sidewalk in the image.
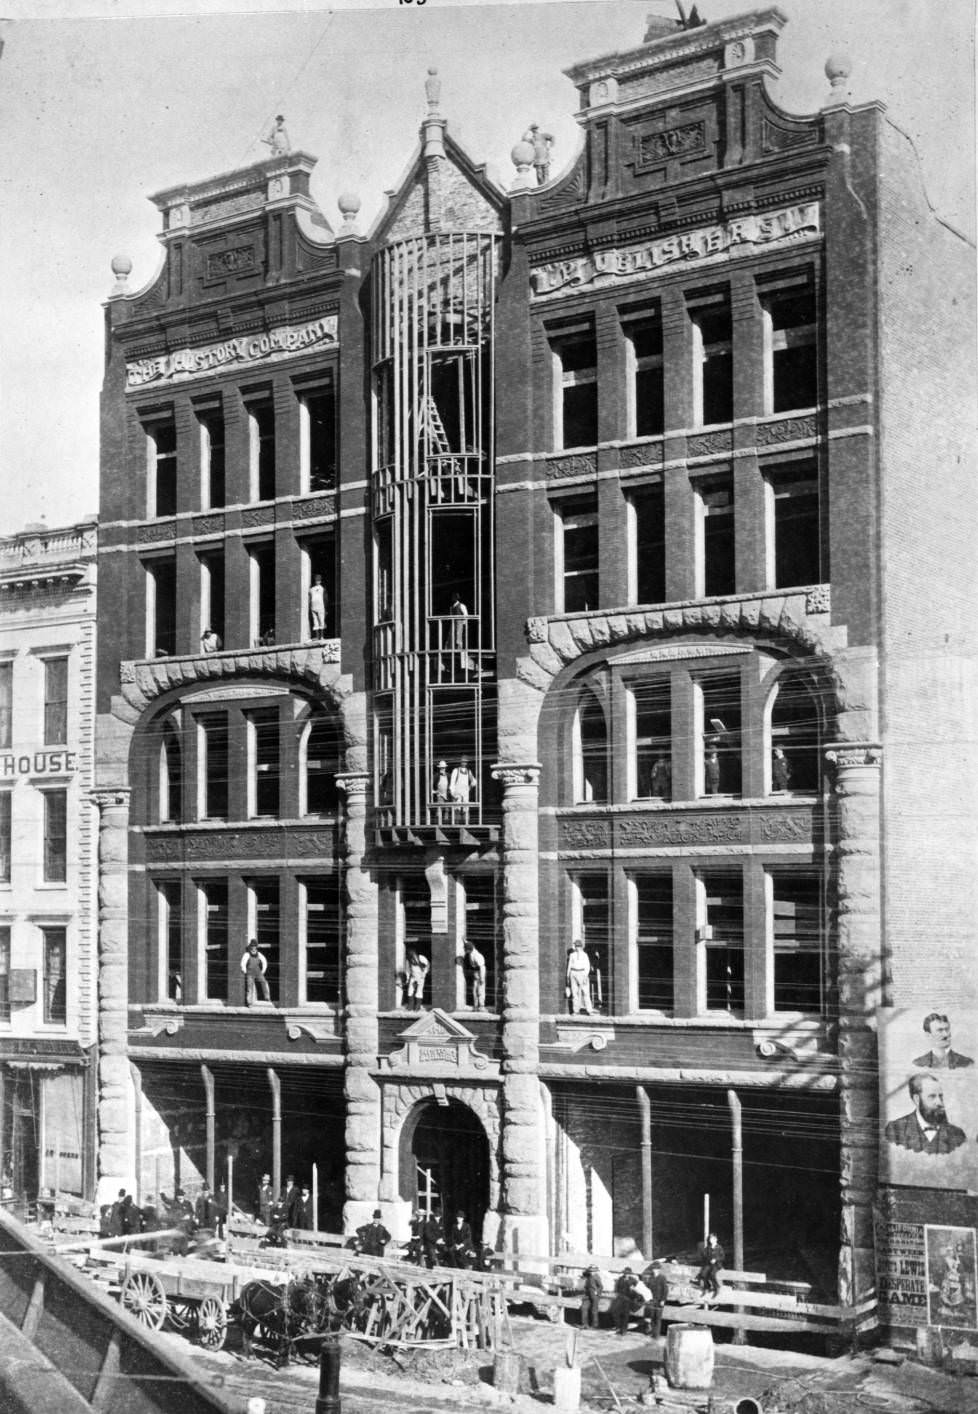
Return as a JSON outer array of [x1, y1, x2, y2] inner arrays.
[[580, 1234, 726, 1337]]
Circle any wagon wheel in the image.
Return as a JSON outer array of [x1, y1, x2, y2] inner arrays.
[[197, 1296, 227, 1350], [121, 1270, 167, 1331]]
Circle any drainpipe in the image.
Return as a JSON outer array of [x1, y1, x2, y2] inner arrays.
[[201, 1064, 215, 1191], [267, 1067, 282, 1197], [728, 1087, 745, 1345], [129, 1063, 143, 1202], [636, 1086, 653, 1260]]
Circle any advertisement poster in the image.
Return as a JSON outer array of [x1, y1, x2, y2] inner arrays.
[[875, 1215, 928, 1326], [925, 1226, 978, 1330], [878, 1008, 978, 1191]]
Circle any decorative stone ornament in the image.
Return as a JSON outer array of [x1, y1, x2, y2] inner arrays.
[[823, 51, 853, 107], [109, 254, 133, 298], [510, 136, 536, 191], [337, 192, 361, 235]]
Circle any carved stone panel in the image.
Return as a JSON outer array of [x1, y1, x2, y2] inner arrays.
[[144, 824, 337, 865], [545, 453, 597, 481], [756, 415, 818, 446], [382, 1008, 499, 1077]]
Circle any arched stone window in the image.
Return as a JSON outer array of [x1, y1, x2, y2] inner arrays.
[[769, 671, 821, 794], [573, 689, 609, 804]]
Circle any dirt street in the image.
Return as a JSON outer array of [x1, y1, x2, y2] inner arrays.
[[158, 1312, 978, 1414]]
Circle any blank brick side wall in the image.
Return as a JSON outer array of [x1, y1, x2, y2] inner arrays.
[[877, 119, 978, 1004]]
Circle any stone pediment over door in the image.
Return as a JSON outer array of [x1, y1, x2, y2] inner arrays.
[[383, 1008, 499, 1077]]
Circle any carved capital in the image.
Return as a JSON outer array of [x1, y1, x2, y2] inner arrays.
[[321, 638, 341, 664], [91, 788, 132, 813], [525, 616, 549, 644], [335, 772, 370, 799], [491, 763, 542, 791], [120, 660, 136, 684], [805, 585, 831, 614], [826, 745, 882, 774]]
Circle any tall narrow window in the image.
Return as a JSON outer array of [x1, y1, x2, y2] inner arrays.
[[303, 877, 341, 1004], [628, 318, 664, 437], [553, 331, 597, 449], [0, 793, 10, 884], [159, 719, 182, 823], [635, 874, 673, 1011], [42, 926, 67, 1024], [769, 469, 820, 588], [0, 927, 9, 1023], [575, 690, 608, 804], [146, 556, 177, 658], [301, 385, 337, 492], [42, 789, 67, 883], [463, 875, 497, 1012], [249, 400, 276, 501], [576, 874, 611, 1013], [43, 657, 68, 745], [302, 534, 336, 640], [248, 541, 276, 645], [304, 712, 340, 815], [201, 878, 229, 1003], [770, 672, 820, 794], [0, 662, 11, 749], [375, 519, 394, 622], [158, 880, 182, 1003], [249, 708, 280, 818], [251, 879, 280, 1004], [633, 680, 671, 801], [698, 674, 742, 797], [559, 493, 599, 613], [148, 418, 177, 518], [771, 872, 822, 1012], [766, 287, 817, 412], [692, 302, 733, 426], [199, 408, 226, 509], [630, 484, 666, 606], [199, 714, 229, 820], [698, 475, 735, 597], [700, 872, 744, 1013], [199, 549, 226, 646]]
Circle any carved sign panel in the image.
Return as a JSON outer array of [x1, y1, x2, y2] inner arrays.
[[383, 1008, 499, 1076], [531, 203, 820, 298], [636, 121, 706, 169], [126, 316, 338, 388]]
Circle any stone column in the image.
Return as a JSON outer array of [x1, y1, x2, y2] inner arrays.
[[491, 763, 549, 1259], [826, 744, 882, 1306], [92, 788, 135, 1204], [336, 771, 382, 1233]]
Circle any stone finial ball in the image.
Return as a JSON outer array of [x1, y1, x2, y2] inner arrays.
[[825, 51, 853, 83], [111, 254, 133, 278], [338, 192, 362, 219], [511, 139, 535, 168]]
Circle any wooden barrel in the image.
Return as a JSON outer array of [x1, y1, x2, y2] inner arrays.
[[664, 1323, 715, 1389]]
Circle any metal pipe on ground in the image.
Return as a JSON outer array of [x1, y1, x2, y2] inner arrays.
[[315, 1334, 342, 1414]]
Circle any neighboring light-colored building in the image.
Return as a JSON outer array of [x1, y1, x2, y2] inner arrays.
[[93, 5, 976, 1351], [0, 518, 98, 1204]]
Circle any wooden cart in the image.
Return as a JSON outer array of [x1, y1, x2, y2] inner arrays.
[[115, 1253, 242, 1349]]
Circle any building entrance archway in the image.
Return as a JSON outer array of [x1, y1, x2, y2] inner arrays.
[[400, 1099, 490, 1241]]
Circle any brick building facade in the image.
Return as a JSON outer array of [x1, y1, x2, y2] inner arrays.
[[94, 7, 975, 1332], [0, 519, 98, 1204]]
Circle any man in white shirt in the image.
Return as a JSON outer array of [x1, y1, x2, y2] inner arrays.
[[461, 939, 486, 1010], [566, 939, 592, 1015], [308, 575, 327, 640]]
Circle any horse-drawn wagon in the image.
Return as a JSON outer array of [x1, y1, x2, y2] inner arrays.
[[117, 1252, 238, 1349]]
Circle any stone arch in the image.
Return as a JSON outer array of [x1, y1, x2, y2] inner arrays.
[[498, 591, 850, 767], [381, 1081, 502, 1214]]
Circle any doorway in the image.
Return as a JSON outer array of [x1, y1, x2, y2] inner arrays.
[[402, 1099, 490, 1241]]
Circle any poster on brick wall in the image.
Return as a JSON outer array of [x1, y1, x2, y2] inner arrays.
[[925, 1226, 978, 1329], [878, 1007, 978, 1190], [874, 1213, 928, 1325]]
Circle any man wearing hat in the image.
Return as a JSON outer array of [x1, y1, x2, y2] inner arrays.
[[357, 1208, 391, 1257], [580, 1263, 604, 1329]]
